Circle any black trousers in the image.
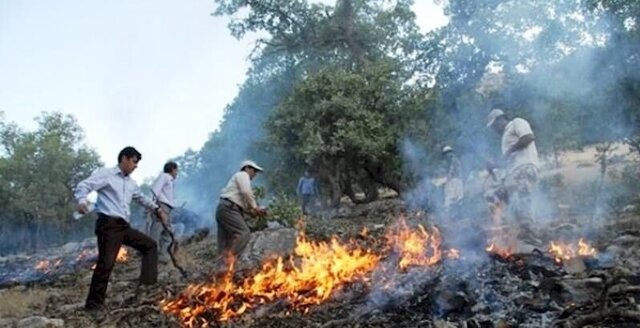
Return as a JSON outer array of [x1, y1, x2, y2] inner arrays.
[[85, 215, 158, 309]]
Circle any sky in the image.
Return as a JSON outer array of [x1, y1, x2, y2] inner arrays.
[[0, 0, 448, 180]]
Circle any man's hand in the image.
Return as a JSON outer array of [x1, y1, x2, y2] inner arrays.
[[249, 207, 267, 218], [77, 202, 90, 215]]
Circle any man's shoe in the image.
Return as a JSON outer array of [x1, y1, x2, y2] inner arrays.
[[84, 303, 109, 320]]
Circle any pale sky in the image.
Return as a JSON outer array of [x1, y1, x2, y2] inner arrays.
[[0, 0, 448, 180]]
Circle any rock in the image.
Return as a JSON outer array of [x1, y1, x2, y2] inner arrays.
[[59, 302, 84, 313], [266, 221, 283, 229], [17, 316, 64, 328], [236, 228, 297, 271]]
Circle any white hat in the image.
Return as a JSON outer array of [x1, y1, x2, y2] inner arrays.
[[486, 109, 505, 128], [240, 160, 263, 172], [442, 146, 453, 153]]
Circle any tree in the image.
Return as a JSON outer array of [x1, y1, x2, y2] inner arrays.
[[267, 62, 429, 205], [0, 112, 101, 252]]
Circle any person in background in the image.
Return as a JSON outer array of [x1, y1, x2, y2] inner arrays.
[[442, 146, 464, 220], [297, 170, 319, 215], [146, 161, 178, 264], [74, 146, 168, 313], [486, 108, 540, 235], [215, 160, 267, 271]]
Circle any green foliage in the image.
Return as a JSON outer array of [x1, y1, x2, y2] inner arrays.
[[0, 112, 102, 253], [266, 193, 301, 227], [266, 61, 428, 201], [248, 191, 301, 231]]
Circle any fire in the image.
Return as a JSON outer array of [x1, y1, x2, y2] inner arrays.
[[75, 248, 98, 262], [162, 216, 450, 325], [161, 231, 380, 325], [548, 238, 597, 263], [34, 258, 63, 272], [485, 241, 516, 259], [445, 248, 461, 259], [88, 247, 129, 271], [385, 217, 442, 270], [116, 247, 129, 262]]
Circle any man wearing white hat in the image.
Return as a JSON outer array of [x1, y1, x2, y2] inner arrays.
[[442, 145, 463, 220], [215, 160, 267, 270], [486, 109, 539, 228]]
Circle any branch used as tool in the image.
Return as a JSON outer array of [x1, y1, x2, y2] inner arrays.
[[151, 190, 189, 279]]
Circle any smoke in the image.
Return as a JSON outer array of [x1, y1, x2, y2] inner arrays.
[[367, 0, 640, 315], [173, 73, 296, 229]]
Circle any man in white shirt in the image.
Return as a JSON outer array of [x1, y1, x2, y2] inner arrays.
[[215, 160, 267, 271], [487, 109, 540, 227], [74, 146, 169, 312], [146, 161, 178, 264]]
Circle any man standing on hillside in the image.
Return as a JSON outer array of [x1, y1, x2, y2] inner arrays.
[[146, 161, 178, 264], [215, 160, 267, 271], [442, 146, 464, 220], [487, 109, 540, 232], [75, 146, 168, 313], [297, 170, 319, 215]]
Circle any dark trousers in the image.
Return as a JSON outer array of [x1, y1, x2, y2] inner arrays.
[[215, 199, 250, 269], [301, 194, 314, 214], [85, 215, 158, 309]]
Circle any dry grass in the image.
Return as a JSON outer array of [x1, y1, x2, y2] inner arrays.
[[0, 287, 50, 318]]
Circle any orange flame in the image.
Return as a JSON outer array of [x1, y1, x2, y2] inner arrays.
[[88, 247, 129, 271], [161, 231, 380, 325], [385, 217, 442, 270], [485, 241, 516, 259], [445, 248, 461, 259], [162, 216, 449, 325], [548, 238, 597, 263], [116, 247, 129, 262], [34, 259, 63, 272]]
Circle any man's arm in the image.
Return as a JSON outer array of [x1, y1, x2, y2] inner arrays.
[[151, 174, 168, 200], [74, 169, 107, 205], [237, 172, 258, 211], [506, 134, 534, 156]]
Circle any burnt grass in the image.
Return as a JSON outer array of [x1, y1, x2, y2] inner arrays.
[[1, 198, 640, 327]]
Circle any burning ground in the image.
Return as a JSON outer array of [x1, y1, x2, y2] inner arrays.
[[2, 198, 640, 327]]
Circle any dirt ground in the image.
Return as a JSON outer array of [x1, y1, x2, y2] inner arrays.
[[1, 144, 639, 328]]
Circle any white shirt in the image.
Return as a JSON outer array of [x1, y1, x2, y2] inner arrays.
[[74, 167, 157, 221], [502, 118, 540, 173], [151, 172, 175, 207], [220, 171, 257, 211]]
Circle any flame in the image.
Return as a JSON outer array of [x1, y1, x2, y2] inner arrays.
[[162, 216, 448, 325], [87, 247, 129, 271], [161, 231, 380, 325], [548, 238, 597, 263], [385, 217, 442, 270], [445, 248, 461, 259], [484, 191, 518, 258], [34, 258, 63, 272], [485, 241, 516, 259], [76, 248, 98, 262], [116, 247, 129, 262]]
